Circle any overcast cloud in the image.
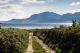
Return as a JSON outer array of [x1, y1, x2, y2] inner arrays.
[[0, 0, 80, 21]]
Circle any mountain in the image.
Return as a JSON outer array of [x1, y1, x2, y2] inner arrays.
[[26, 12, 61, 23], [61, 12, 80, 22], [1, 12, 80, 24]]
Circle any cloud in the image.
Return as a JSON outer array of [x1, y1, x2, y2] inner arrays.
[[67, 9, 80, 13], [28, 0, 45, 3], [70, 2, 80, 6], [1, 0, 79, 21], [0, 0, 47, 21], [21, 0, 45, 4], [0, 4, 31, 21]]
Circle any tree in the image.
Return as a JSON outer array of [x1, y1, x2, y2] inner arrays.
[[72, 20, 77, 27], [0, 23, 2, 29], [78, 22, 80, 25]]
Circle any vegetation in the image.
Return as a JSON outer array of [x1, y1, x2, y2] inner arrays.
[[0, 23, 2, 29], [0, 28, 29, 53], [32, 37, 45, 53], [33, 21, 80, 53]]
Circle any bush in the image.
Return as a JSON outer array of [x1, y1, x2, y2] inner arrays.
[[33, 22, 80, 53], [0, 28, 29, 53]]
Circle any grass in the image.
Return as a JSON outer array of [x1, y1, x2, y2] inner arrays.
[[32, 36, 46, 53]]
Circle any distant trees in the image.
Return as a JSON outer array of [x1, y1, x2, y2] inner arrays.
[[0, 23, 2, 29], [72, 20, 77, 27]]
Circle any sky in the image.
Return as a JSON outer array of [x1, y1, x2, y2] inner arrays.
[[0, 0, 80, 21]]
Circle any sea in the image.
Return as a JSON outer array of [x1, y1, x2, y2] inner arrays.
[[1, 23, 72, 29]]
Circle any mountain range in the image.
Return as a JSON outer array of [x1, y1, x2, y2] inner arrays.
[[1, 12, 80, 24]]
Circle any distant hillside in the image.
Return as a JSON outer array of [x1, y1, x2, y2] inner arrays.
[[25, 12, 61, 23], [1, 12, 80, 24], [62, 12, 80, 22]]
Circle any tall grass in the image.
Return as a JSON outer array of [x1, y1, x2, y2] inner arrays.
[[0, 28, 29, 53]]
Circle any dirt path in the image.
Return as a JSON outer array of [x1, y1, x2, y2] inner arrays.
[[26, 33, 33, 53], [35, 36, 56, 53]]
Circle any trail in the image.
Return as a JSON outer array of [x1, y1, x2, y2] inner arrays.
[[26, 32, 56, 53], [26, 33, 33, 53], [35, 36, 56, 53]]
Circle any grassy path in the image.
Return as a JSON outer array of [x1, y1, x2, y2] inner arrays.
[[26, 33, 33, 53], [32, 36, 46, 53], [26, 32, 56, 53], [35, 36, 56, 53]]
